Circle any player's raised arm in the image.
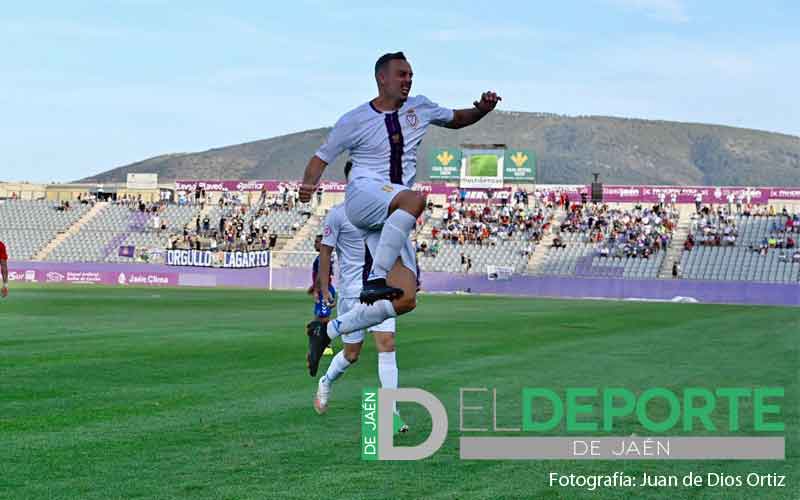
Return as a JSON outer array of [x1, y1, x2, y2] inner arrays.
[[300, 155, 328, 203], [444, 91, 502, 129]]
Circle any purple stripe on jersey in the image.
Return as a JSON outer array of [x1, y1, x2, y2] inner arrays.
[[369, 101, 381, 114], [384, 111, 404, 185]]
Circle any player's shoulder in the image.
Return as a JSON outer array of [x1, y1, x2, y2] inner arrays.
[[407, 94, 436, 108], [325, 203, 345, 221], [336, 102, 375, 124]]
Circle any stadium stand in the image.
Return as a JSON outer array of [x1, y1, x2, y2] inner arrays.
[[678, 207, 800, 283], [0, 200, 90, 259], [2, 183, 797, 286], [49, 202, 197, 263], [537, 203, 679, 279], [415, 200, 551, 274], [184, 201, 312, 253]]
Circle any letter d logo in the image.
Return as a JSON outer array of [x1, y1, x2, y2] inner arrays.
[[361, 388, 448, 460]]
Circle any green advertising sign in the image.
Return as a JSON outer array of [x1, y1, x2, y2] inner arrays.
[[503, 149, 536, 181], [429, 148, 462, 180]]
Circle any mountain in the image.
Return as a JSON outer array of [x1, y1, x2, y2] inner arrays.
[[80, 112, 800, 186]]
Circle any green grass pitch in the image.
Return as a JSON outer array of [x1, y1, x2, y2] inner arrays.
[[1, 286, 798, 499]]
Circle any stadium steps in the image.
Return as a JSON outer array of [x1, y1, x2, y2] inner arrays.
[[33, 202, 109, 261], [272, 214, 322, 267], [527, 230, 557, 274], [525, 206, 563, 274], [657, 207, 692, 279]]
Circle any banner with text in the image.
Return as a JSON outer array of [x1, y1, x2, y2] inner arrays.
[[166, 249, 270, 268], [175, 179, 459, 195], [503, 149, 536, 182], [429, 149, 462, 180]]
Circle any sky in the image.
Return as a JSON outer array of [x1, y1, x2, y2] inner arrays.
[[1, 0, 798, 183]]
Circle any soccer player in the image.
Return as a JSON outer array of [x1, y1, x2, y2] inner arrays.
[[309, 234, 336, 357], [0, 239, 7, 298], [300, 52, 500, 374], [311, 162, 407, 432], [309, 234, 336, 323]]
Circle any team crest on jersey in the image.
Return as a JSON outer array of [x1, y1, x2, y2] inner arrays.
[[323, 226, 332, 237], [406, 108, 418, 128]]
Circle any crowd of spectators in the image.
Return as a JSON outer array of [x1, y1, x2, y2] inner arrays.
[[169, 204, 298, 252], [557, 203, 679, 260], [421, 198, 553, 252], [684, 205, 799, 253]]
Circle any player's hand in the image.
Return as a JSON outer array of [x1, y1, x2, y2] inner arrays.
[[321, 287, 335, 308], [1, 285, 8, 298], [299, 183, 316, 203], [307, 285, 317, 296], [473, 91, 501, 114]]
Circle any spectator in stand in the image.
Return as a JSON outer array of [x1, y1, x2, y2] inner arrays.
[[694, 192, 703, 213]]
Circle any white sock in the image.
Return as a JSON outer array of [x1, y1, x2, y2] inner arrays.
[[327, 300, 396, 338], [370, 209, 417, 279], [322, 350, 351, 384], [378, 351, 399, 413]]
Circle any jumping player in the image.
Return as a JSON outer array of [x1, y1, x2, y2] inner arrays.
[[300, 51, 500, 374]]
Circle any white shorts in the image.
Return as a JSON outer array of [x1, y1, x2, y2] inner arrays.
[[345, 179, 418, 276], [345, 179, 409, 232], [338, 296, 396, 344]]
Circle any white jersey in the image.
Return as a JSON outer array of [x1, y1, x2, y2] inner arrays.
[[315, 95, 454, 187], [321, 204, 366, 298]]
